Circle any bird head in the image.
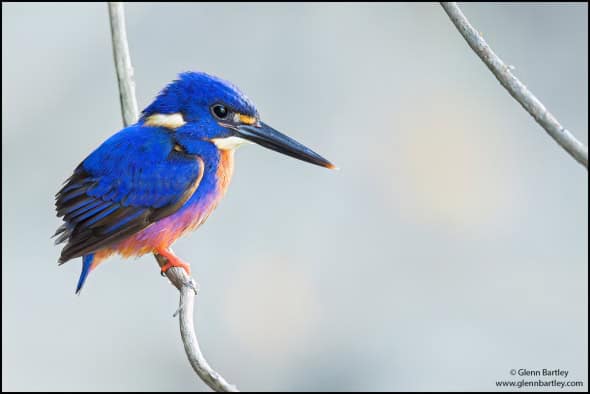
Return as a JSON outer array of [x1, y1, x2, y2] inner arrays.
[[141, 71, 335, 169]]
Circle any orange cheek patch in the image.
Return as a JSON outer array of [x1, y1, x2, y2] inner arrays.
[[238, 114, 257, 125]]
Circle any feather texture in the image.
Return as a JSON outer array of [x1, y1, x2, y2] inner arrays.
[[54, 125, 203, 263]]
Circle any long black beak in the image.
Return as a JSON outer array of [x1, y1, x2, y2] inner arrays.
[[235, 122, 336, 169]]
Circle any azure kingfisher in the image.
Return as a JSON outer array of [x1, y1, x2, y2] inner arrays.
[[54, 71, 335, 294]]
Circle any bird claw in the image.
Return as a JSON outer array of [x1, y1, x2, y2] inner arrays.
[[159, 261, 191, 277]]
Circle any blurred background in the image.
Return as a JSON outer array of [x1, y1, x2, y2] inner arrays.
[[2, 2, 587, 391]]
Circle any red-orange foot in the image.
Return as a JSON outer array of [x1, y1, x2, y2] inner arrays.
[[156, 248, 191, 276]]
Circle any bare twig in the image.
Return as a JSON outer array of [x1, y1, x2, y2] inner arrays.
[[155, 254, 239, 392], [108, 3, 238, 391], [441, 2, 588, 169], [108, 2, 139, 126]]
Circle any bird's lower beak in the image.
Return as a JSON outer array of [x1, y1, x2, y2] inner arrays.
[[235, 122, 336, 169]]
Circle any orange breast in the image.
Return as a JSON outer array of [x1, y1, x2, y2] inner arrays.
[[216, 149, 235, 196]]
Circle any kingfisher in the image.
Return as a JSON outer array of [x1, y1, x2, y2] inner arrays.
[[54, 71, 335, 293]]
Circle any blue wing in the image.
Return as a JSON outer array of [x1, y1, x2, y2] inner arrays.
[[54, 125, 203, 263]]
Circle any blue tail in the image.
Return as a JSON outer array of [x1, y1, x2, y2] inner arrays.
[[76, 254, 94, 294]]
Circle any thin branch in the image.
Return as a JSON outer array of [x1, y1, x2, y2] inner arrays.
[[108, 2, 139, 127], [107, 3, 239, 391], [440, 2, 588, 169], [155, 254, 239, 392]]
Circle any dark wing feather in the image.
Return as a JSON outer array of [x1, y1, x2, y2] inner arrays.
[[54, 126, 203, 263]]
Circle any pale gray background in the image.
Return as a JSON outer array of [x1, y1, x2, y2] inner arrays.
[[2, 2, 588, 392]]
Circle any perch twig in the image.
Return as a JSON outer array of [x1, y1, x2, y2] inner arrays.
[[155, 254, 238, 392]]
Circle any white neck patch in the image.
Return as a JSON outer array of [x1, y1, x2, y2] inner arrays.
[[145, 113, 186, 129], [211, 136, 251, 150]]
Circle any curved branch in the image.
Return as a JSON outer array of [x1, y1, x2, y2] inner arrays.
[[108, 2, 139, 127], [154, 254, 239, 392], [108, 2, 239, 391], [440, 2, 588, 169]]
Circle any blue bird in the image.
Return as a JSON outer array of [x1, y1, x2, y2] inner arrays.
[[54, 71, 335, 293]]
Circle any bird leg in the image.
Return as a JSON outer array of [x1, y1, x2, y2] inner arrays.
[[156, 248, 191, 276]]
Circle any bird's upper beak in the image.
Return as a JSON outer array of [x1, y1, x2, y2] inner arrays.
[[234, 122, 336, 169]]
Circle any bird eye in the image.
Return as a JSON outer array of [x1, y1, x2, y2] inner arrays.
[[212, 104, 229, 120]]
